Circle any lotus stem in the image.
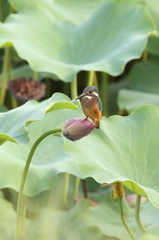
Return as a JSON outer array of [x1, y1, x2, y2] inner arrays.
[[11, 96, 18, 109], [63, 82, 70, 97], [63, 172, 70, 210], [119, 196, 136, 240], [74, 177, 80, 198], [70, 76, 80, 205], [93, 71, 98, 89], [45, 78, 51, 98], [142, 50, 148, 61], [82, 180, 87, 198], [135, 195, 147, 232], [21, 195, 26, 240], [101, 72, 108, 117], [33, 71, 38, 81], [15, 128, 61, 240], [87, 71, 98, 88], [0, 47, 10, 105], [9, 4, 14, 14], [8, 54, 18, 108], [0, 0, 5, 22], [87, 71, 95, 86], [70, 76, 78, 99]]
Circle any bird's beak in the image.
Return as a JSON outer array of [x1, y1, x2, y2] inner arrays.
[[75, 93, 87, 100]]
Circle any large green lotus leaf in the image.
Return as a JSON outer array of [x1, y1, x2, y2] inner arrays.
[[129, 55, 159, 94], [134, 0, 159, 55], [147, 37, 159, 55], [0, 0, 157, 81], [117, 56, 159, 113], [8, 0, 100, 24], [0, 93, 78, 145], [146, 0, 159, 29], [0, 197, 16, 240], [134, 200, 159, 239], [0, 0, 10, 22], [27, 199, 102, 240], [0, 104, 8, 112], [117, 89, 159, 114], [0, 107, 84, 196], [108, 78, 129, 116], [85, 197, 134, 240], [63, 105, 159, 208], [8, 0, 49, 11], [144, 0, 159, 54], [139, 235, 159, 240], [85, 196, 159, 240], [0, 193, 33, 240]]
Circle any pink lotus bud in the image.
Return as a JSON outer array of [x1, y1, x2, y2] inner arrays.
[[62, 117, 96, 140]]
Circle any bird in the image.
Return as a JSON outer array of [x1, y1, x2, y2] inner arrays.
[[75, 85, 102, 129]]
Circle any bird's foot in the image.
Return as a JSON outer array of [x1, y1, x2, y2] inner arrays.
[[82, 117, 88, 122]]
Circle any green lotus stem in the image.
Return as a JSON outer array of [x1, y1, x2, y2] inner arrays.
[[8, 55, 18, 108], [63, 82, 70, 97], [71, 76, 78, 99], [70, 76, 82, 204], [74, 177, 80, 198], [82, 180, 87, 198], [70, 76, 81, 204], [33, 71, 38, 81], [101, 72, 108, 117], [87, 71, 95, 86], [21, 195, 26, 240], [135, 195, 147, 232], [9, 62, 14, 80], [142, 50, 148, 61], [0, 0, 4, 22], [45, 78, 51, 98], [9, 4, 14, 14], [0, 47, 10, 105], [87, 71, 98, 89], [11, 96, 18, 109], [93, 71, 98, 89], [63, 172, 70, 209], [15, 128, 61, 240], [119, 196, 136, 240]]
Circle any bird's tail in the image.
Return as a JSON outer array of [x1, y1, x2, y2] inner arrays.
[[95, 120, 100, 129]]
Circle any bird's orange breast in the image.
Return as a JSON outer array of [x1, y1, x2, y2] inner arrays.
[[81, 97, 101, 128]]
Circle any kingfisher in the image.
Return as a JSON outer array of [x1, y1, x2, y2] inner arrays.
[[75, 86, 102, 129]]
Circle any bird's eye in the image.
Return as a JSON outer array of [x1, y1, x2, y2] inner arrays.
[[89, 91, 92, 93]]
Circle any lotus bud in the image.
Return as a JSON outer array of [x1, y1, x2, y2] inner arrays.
[[62, 117, 96, 140]]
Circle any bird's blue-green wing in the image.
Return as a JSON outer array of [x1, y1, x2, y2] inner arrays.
[[98, 98, 102, 113]]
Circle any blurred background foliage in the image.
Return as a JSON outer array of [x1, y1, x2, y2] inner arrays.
[[0, 0, 158, 116], [1, 0, 159, 240]]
